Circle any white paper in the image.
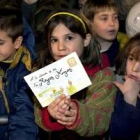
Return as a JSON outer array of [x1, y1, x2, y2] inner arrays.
[[24, 52, 92, 107]]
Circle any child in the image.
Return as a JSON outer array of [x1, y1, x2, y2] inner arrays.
[[34, 9, 116, 140], [83, 0, 129, 67], [0, 8, 38, 140], [78, 0, 87, 12], [4, 0, 79, 59], [109, 33, 140, 140]]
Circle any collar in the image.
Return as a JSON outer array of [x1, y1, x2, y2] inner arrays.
[[84, 65, 101, 76], [0, 45, 32, 76]]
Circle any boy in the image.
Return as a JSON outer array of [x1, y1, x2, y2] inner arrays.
[[0, 8, 38, 140], [83, 0, 129, 67]]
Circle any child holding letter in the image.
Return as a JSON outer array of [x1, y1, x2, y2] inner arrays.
[[35, 9, 116, 140]]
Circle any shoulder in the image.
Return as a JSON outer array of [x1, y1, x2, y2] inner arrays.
[[95, 67, 115, 77], [90, 67, 115, 83], [9, 46, 32, 77], [117, 32, 129, 50]]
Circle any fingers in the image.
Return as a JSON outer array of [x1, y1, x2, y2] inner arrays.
[[48, 94, 68, 119], [57, 118, 74, 125], [138, 93, 140, 98], [58, 99, 77, 114], [68, 101, 77, 110], [58, 96, 71, 114], [123, 75, 127, 80], [49, 94, 66, 109], [63, 98, 77, 109], [47, 95, 77, 125], [55, 100, 77, 126], [60, 96, 70, 110], [57, 110, 76, 126], [113, 81, 123, 90]]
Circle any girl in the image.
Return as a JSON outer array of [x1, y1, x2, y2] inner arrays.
[[35, 9, 116, 140], [110, 33, 140, 140]]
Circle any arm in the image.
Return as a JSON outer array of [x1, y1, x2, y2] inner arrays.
[[110, 92, 140, 140], [36, 67, 116, 136], [8, 78, 38, 140], [65, 67, 117, 136], [34, 95, 67, 131], [110, 76, 140, 140]]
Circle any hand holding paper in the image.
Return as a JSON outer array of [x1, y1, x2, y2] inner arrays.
[[48, 94, 70, 120], [57, 98, 78, 126]]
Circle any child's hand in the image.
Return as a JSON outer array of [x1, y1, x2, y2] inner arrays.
[[114, 75, 140, 106], [47, 94, 69, 120], [57, 99, 78, 126]]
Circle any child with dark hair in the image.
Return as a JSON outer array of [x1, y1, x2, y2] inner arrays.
[[83, 0, 129, 67], [4, 0, 79, 59], [0, 8, 38, 140], [110, 33, 140, 140], [34, 9, 116, 140]]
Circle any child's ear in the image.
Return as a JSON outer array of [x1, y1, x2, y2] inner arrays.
[[84, 33, 91, 47], [14, 36, 23, 49]]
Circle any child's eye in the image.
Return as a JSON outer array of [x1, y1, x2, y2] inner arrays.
[[113, 15, 118, 20], [0, 42, 4, 45], [51, 38, 57, 43], [100, 17, 107, 21], [66, 36, 74, 41], [128, 56, 135, 61]]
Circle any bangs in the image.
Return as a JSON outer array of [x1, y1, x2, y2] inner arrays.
[[129, 45, 140, 60], [94, 4, 118, 14]]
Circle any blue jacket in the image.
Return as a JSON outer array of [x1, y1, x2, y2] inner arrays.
[[110, 90, 140, 140], [0, 20, 38, 140], [0, 45, 38, 140], [0, 17, 38, 140], [102, 32, 129, 67], [104, 38, 119, 67]]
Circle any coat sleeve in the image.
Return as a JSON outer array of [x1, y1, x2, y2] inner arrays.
[[110, 91, 140, 140], [8, 77, 38, 140], [66, 67, 117, 137], [34, 96, 65, 132]]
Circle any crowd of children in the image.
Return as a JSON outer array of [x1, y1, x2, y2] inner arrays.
[[0, 0, 140, 140]]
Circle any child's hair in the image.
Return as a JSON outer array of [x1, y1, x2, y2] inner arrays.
[[83, 0, 118, 22], [0, 8, 23, 42], [116, 33, 140, 75], [41, 9, 100, 67]]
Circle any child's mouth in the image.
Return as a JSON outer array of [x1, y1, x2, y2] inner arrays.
[[129, 75, 139, 81], [108, 30, 116, 35]]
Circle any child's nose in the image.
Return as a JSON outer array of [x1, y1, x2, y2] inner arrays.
[[133, 62, 140, 72], [58, 41, 66, 51], [109, 18, 115, 26]]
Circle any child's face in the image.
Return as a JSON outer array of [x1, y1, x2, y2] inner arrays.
[[126, 53, 140, 83], [78, 0, 87, 12], [0, 30, 18, 62], [92, 8, 119, 41], [50, 23, 88, 61]]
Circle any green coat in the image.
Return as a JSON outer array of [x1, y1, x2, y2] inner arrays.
[[35, 67, 117, 140]]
